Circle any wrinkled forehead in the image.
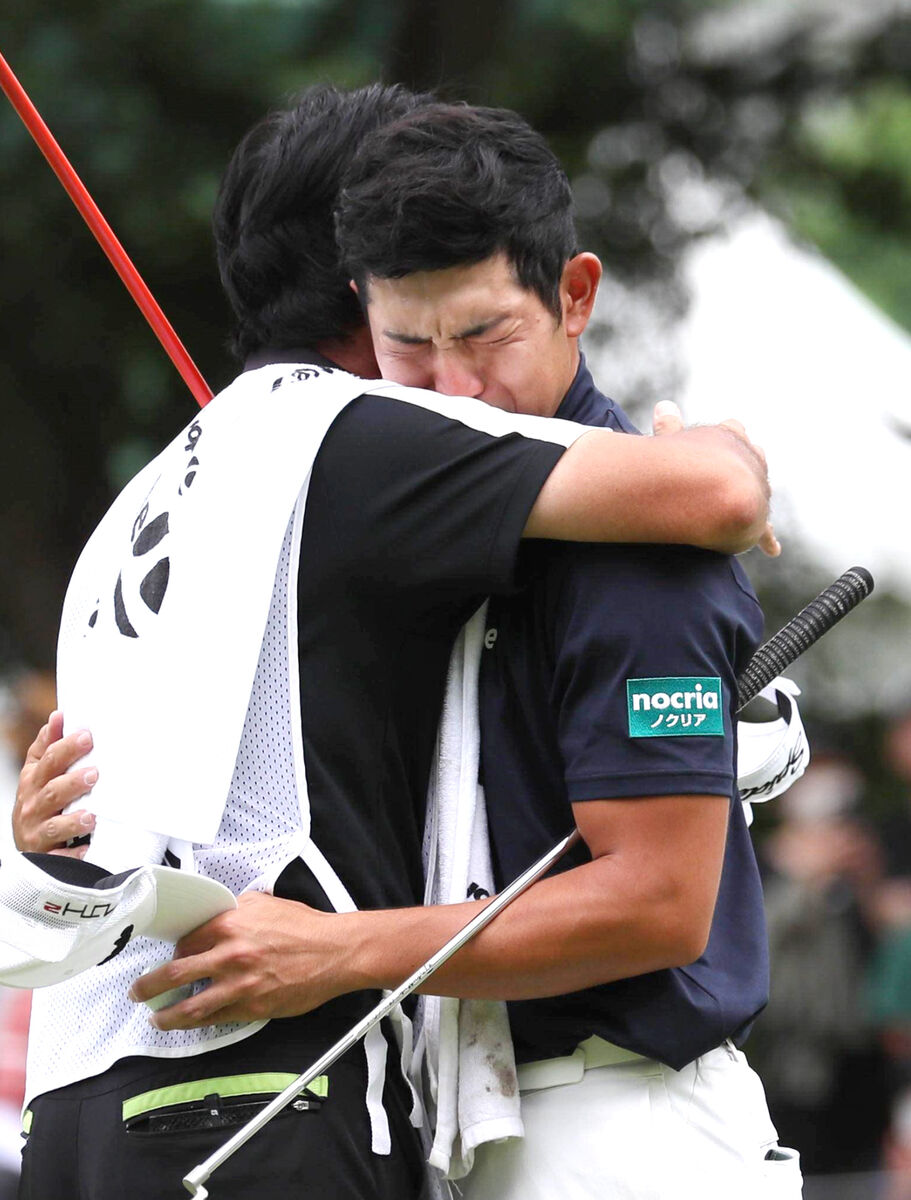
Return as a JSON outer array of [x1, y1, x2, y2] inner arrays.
[[363, 253, 543, 339]]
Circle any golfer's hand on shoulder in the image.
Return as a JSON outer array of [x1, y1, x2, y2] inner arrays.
[[13, 711, 97, 855], [131, 890, 357, 1029]]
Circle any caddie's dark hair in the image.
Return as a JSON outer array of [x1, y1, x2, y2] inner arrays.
[[336, 103, 577, 319], [214, 83, 433, 360]]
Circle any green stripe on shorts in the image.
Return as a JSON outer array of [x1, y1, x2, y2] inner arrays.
[[121, 1072, 328, 1121]]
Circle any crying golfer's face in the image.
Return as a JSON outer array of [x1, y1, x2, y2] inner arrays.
[[362, 252, 594, 419]]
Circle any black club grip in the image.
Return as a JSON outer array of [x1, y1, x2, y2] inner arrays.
[[736, 567, 874, 711]]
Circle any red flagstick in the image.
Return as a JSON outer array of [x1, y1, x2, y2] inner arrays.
[[0, 50, 212, 408]]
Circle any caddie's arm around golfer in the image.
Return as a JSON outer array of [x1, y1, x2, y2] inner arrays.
[[523, 420, 773, 554]]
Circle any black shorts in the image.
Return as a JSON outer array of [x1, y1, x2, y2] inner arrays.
[[19, 1022, 426, 1200]]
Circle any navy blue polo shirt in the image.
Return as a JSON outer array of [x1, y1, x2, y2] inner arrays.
[[479, 357, 769, 1070]]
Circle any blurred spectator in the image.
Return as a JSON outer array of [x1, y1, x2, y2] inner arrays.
[[0, 991, 29, 1200], [874, 710, 911, 922], [870, 924, 911, 1199], [0, 670, 55, 1197], [866, 710, 911, 1199], [0, 672, 56, 790], [751, 756, 890, 1180]]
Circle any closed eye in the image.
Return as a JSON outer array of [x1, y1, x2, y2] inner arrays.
[[383, 342, 427, 356], [471, 331, 514, 346]]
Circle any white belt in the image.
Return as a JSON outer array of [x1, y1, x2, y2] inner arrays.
[[517, 1035, 648, 1092]]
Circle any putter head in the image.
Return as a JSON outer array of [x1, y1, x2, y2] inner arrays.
[[183, 1167, 208, 1198]]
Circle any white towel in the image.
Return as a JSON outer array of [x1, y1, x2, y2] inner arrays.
[[419, 603, 524, 1181]]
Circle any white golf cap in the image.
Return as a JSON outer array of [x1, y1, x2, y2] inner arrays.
[[0, 852, 235, 989]]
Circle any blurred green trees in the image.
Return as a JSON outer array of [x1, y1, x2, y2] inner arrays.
[[2, 0, 911, 668]]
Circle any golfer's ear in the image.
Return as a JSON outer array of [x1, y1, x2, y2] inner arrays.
[[562, 253, 601, 337]]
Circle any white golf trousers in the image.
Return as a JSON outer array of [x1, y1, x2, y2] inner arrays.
[[461, 1042, 802, 1200]]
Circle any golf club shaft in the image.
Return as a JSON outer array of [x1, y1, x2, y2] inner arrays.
[[0, 50, 212, 408]]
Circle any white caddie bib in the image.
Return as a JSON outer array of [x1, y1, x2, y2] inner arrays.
[[57, 364, 383, 851]]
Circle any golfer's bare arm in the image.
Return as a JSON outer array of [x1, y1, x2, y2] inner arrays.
[[307, 793, 729, 1001], [351, 794, 729, 999], [131, 792, 729, 1027], [525, 423, 772, 554]]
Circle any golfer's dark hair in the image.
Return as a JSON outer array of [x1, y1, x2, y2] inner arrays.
[[336, 104, 577, 319], [214, 83, 433, 360]]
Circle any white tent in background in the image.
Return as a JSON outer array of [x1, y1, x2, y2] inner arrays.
[[676, 210, 911, 597]]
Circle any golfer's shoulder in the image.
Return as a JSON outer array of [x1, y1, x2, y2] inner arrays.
[[541, 543, 761, 635]]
